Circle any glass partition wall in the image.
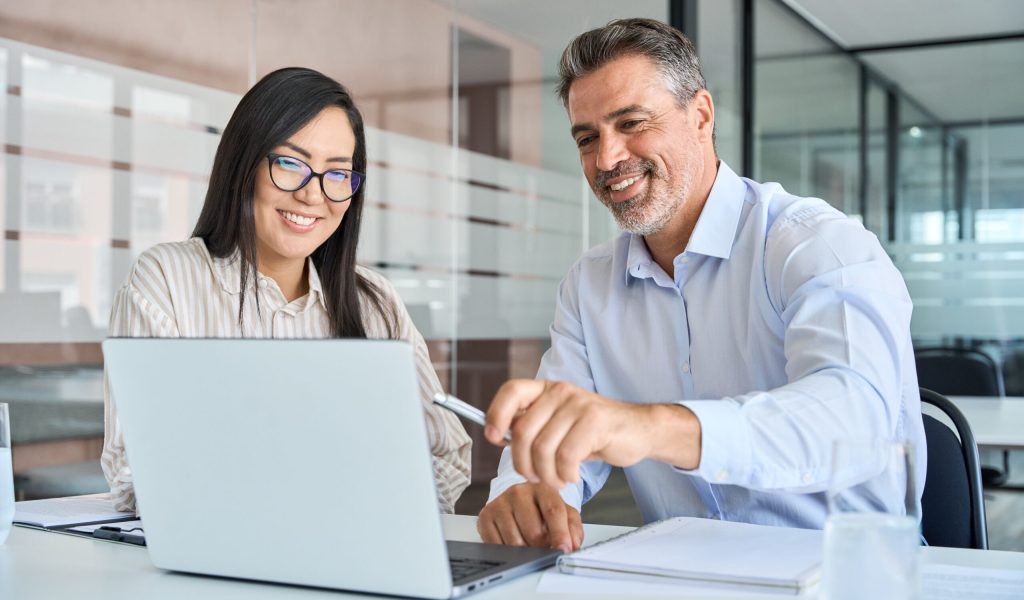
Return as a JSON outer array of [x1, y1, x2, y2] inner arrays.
[[0, 0, 666, 507], [753, 0, 862, 218], [750, 0, 1024, 363]]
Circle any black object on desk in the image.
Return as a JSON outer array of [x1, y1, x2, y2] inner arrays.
[[92, 525, 146, 546]]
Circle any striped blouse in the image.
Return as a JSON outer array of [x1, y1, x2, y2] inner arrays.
[[101, 238, 471, 513]]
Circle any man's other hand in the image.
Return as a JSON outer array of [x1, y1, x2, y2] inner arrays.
[[477, 483, 583, 553]]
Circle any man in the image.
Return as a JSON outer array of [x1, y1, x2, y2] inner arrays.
[[477, 18, 926, 553]]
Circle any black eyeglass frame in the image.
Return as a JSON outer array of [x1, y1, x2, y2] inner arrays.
[[265, 153, 365, 203]]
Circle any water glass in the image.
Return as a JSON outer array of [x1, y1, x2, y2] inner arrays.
[[0, 403, 13, 545], [821, 440, 920, 600]]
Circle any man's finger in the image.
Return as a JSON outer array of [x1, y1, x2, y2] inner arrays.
[[492, 507, 528, 546], [568, 508, 584, 551], [509, 491, 549, 547], [477, 513, 502, 545], [550, 423, 596, 488], [528, 401, 579, 489], [536, 492, 573, 553], [509, 388, 567, 483], [485, 379, 546, 445]]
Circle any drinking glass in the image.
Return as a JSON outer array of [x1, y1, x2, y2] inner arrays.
[[821, 440, 920, 600], [0, 403, 13, 545]]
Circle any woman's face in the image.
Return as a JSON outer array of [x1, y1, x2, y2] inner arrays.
[[253, 106, 357, 275]]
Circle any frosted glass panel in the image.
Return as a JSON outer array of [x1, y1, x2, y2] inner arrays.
[[361, 127, 589, 338], [1, 34, 597, 343], [889, 241, 1024, 340]]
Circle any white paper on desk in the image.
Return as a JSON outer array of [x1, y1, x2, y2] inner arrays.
[[922, 564, 1024, 599], [13, 493, 135, 528], [537, 571, 813, 597], [558, 517, 821, 591]]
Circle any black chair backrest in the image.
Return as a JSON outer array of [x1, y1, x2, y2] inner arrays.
[[919, 388, 988, 549], [1001, 345, 1024, 396], [915, 347, 1005, 397]]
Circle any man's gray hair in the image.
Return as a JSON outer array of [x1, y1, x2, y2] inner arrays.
[[556, 18, 706, 109]]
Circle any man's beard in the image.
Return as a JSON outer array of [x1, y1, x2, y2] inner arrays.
[[594, 159, 695, 236]]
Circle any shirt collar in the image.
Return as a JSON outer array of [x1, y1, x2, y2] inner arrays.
[[304, 259, 327, 311], [210, 245, 326, 311], [210, 247, 243, 294], [623, 161, 747, 285], [684, 161, 747, 260], [624, 232, 657, 285]]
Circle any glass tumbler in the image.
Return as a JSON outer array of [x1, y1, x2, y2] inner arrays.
[[0, 404, 14, 545], [821, 439, 920, 600]]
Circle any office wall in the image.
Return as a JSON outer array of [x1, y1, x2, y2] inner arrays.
[[696, 0, 743, 170], [0, 0, 667, 494], [753, 0, 861, 218]]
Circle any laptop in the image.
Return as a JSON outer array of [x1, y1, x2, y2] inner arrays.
[[103, 338, 560, 598]]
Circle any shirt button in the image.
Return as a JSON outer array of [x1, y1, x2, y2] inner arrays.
[[802, 473, 813, 484], [716, 470, 729, 482], [681, 362, 690, 373], [258, 278, 268, 288]]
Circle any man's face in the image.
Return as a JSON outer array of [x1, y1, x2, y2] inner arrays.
[[568, 54, 704, 236]]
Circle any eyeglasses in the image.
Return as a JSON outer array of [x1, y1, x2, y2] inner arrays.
[[266, 153, 364, 202]]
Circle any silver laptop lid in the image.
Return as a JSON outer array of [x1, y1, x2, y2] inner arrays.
[[104, 338, 453, 599]]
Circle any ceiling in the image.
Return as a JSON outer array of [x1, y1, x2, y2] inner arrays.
[[783, 0, 1024, 49], [458, 1, 1023, 127], [783, 0, 1024, 124]]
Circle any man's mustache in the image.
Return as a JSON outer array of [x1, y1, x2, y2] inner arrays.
[[595, 160, 656, 188]]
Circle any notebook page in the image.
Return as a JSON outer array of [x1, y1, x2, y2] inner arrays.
[[537, 570, 810, 597], [565, 517, 822, 584], [14, 493, 135, 528]]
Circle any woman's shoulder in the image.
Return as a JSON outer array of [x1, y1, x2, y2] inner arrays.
[[127, 238, 213, 288], [354, 264, 400, 302], [354, 265, 415, 339], [134, 238, 210, 266]]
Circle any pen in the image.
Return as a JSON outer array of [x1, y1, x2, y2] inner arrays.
[[92, 525, 147, 546], [432, 392, 512, 443]]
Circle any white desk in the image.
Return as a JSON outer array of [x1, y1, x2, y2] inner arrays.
[[943, 395, 1024, 450], [3, 515, 1023, 599]]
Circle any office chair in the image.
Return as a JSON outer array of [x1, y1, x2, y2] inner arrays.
[[915, 346, 1010, 486], [919, 387, 988, 550], [1002, 344, 1024, 396]]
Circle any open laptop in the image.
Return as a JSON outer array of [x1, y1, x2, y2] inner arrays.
[[103, 338, 560, 598]]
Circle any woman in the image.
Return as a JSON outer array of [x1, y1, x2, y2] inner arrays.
[[101, 67, 471, 513]]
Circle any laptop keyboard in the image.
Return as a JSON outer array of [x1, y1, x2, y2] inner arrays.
[[449, 557, 504, 581]]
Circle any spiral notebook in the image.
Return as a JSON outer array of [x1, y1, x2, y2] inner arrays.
[[556, 517, 823, 595]]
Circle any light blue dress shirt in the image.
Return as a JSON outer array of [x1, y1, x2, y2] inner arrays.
[[488, 162, 926, 530]]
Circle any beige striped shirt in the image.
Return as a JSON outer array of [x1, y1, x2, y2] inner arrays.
[[101, 238, 471, 513]]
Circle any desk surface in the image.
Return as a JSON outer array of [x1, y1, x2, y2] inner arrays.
[[943, 395, 1024, 450], [3, 515, 1023, 600]]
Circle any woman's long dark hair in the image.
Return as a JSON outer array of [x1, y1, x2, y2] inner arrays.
[[192, 67, 395, 338]]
